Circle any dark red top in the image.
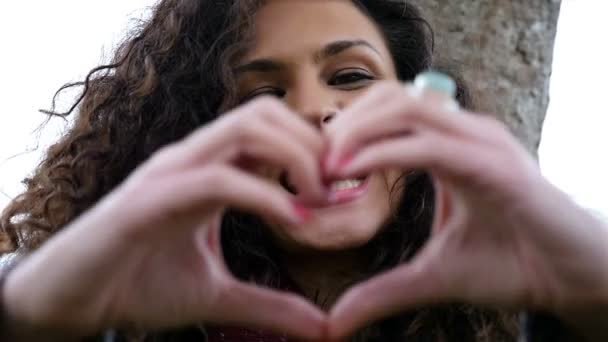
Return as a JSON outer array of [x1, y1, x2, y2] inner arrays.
[[206, 326, 291, 342]]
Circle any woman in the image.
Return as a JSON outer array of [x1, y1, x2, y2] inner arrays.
[[1, 0, 607, 341]]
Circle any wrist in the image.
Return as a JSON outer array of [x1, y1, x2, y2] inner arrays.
[[548, 210, 608, 341], [1, 262, 84, 341]]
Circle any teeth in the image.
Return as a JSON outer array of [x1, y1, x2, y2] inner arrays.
[[330, 179, 363, 191]]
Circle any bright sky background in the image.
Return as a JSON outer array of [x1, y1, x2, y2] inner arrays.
[[0, 1, 606, 221]]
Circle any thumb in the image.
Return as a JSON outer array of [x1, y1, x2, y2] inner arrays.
[[210, 278, 328, 340], [328, 258, 448, 340]]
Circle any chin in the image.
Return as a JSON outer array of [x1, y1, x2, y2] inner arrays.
[[280, 215, 386, 252], [270, 172, 399, 253]]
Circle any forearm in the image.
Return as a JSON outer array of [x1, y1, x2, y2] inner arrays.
[[560, 219, 608, 341], [543, 205, 608, 341]]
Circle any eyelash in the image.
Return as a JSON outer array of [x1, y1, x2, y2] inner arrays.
[[328, 69, 375, 88], [240, 86, 286, 104], [240, 69, 375, 103]]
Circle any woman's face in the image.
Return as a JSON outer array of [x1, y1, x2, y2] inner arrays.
[[234, 0, 403, 252]]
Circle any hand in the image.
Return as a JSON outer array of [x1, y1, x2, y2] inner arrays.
[[324, 82, 608, 339], [3, 98, 328, 340]]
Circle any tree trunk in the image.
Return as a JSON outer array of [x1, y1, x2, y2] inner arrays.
[[410, 0, 562, 156]]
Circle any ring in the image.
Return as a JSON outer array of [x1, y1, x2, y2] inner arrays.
[[413, 71, 457, 99]]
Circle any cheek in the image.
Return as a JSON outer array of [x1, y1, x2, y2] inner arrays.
[[336, 86, 378, 111]]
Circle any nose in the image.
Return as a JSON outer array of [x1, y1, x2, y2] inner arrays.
[[303, 107, 338, 128], [321, 111, 336, 125], [287, 81, 343, 129]]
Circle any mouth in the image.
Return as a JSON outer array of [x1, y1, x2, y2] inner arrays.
[[280, 171, 370, 206]]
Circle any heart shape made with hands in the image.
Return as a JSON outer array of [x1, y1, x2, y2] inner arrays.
[[315, 74, 586, 340], [207, 70, 576, 341], [219, 72, 536, 339], [6, 70, 600, 341]]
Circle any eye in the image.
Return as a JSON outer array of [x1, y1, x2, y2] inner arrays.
[[328, 68, 375, 89], [240, 86, 286, 104]]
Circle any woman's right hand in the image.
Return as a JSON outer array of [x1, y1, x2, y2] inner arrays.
[[2, 98, 328, 340]]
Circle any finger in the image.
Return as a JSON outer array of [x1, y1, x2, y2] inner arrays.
[[331, 132, 484, 181], [328, 261, 447, 340], [230, 120, 326, 201], [327, 82, 496, 171], [160, 120, 325, 201], [151, 165, 309, 228], [211, 279, 327, 340], [249, 97, 326, 157], [327, 84, 420, 167], [186, 97, 325, 166], [172, 114, 325, 200]]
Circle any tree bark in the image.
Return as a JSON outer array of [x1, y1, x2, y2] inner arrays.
[[410, 0, 562, 156]]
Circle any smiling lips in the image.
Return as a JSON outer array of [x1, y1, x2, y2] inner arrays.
[[280, 172, 370, 207]]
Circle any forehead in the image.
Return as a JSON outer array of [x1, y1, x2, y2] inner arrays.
[[246, 0, 391, 61]]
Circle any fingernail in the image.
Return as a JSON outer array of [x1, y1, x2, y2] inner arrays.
[[292, 202, 313, 223], [337, 156, 354, 171], [326, 153, 353, 176]]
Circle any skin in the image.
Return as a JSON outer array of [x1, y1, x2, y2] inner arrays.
[[235, 0, 402, 252], [2, 1, 608, 341], [324, 82, 608, 340], [2, 96, 330, 340]]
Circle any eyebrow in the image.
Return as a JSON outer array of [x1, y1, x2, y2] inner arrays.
[[317, 39, 381, 61], [234, 39, 381, 75], [234, 59, 285, 75]]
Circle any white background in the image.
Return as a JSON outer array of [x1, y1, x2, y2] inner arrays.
[[0, 1, 606, 221]]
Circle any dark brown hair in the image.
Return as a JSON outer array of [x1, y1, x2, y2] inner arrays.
[[1, 0, 518, 340]]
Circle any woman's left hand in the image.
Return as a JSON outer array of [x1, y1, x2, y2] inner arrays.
[[323, 81, 608, 340]]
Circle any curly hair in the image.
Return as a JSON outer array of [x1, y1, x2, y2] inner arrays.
[[1, 0, 519, 340]]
